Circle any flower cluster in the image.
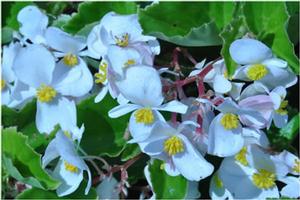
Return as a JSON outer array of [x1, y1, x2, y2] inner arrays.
[[2, 5, 299, 199]]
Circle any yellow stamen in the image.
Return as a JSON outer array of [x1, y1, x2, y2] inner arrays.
[[160, 163, 165, 170], [64, 161, 79, 173], [164, 136, 184, 156], [247, 64, 268, 81], [134, 108, 154, 124], [115, 33, 129, 47], [252, 169, 276, 189], [1, 79, 6, 90], [235, 147, 248, 166], [220, 113, 239, 130], [275, 100, 288, 115], [64, 131, 72, 139], [63, 53, 78, 67], [95, 62, 108, 84], [213, 174, 223, 188], [293, 159, 300, 173], [124, 59, 136, 68], [36, 84, 57, 103]]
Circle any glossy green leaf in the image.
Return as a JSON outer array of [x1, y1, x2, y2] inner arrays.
[[5, 2, 33, 30], [63, 2, 137, 34], [149, 159, 188, 199], [121, 143, 141, 162], [243, 2, 299, 74], [2, 27, 13, 44], [279, 114, 299, 141], [16, 181, 97, 199], [138, 2, 226, 46], [220, 16, 248, 76], [2, 127, 59, 190], [77, 95, 129, 157]]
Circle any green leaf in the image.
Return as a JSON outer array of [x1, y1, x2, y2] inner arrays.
[[220, 16, 248, 76], [279, 114, 299, 140], [208, 2, 236, 30], [2, 27, 13, 44], [138, 2, 226, 46], [5, 2, 33, 30], [121, 143, 141, 162], [16, 181, 97, 199], [76, 22, 99, 37], [51, 14, 72, 29], [2, 127, 59, 190], [63, 2, 137, 34], [149, 159, 188, 199], [243, 2, 299, 74], [1, 100, 52, 150], [77, 95, 129, 157]]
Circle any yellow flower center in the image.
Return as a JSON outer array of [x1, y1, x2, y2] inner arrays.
[[115, 33, 129, 47], [164, 136, 184, 156], [1, 79, 6, 90], [235, 146, 248, 166], [252, 169, 276, 189], [124, 59, 136, 68], [95, 62, 108, 84], [275, 100, 288, 115], [64, 131, 72, 139], [220, 113, 239, 130], [247, 64, 268, 81], [293, 159, 300, 173], [213, 174, 223, 188], [63, 53, 78, 67], [64, 161, 79, 173], [36, 85, 57, 103], [134, 108, 154, 124]]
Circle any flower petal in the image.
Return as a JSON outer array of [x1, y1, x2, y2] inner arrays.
[[87, 24, 107, 59], [273, 113, 288, 128], [213, 74, 232, 94], [45, 27, 86, 54], [13, 44, 55, 88], [208, 114, 244, 157], [155, 100, 188, 114], [17, 6, 48, 44], [229, 38, 272, 65], [95, 85, 108, 103], [2, 42, 21, 82], [279, 176, 300, 198], [173, 134, 214, 181], [116, 65, 164, 107], [108, 103, 141, 118]]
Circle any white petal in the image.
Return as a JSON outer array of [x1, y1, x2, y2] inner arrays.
[[229, 82, 244, 100], [242, 128, 270, 148], [2, 42, 21, 82], [107, 45, 142, 78], [96, 176, 119, 199], [195, 59, 206, 69], [240, 82, 269, 100], [17, 6, 48, 44], [117, 93, 129, 105], [87, 24, 107, 59], [129, 110, 165, 142], [188, 69, 201, 77], [185, 181, 201, 199], [271, 86, 287, 99], [173, 134, 214, 181], [209, 172, 233, 200], [208, 114, 244, 157], [155, 100, 188, 114], [54, 160, 83, 197], [279, 176, 300, 198], [45, 27, 86, 54], [36, 97, 77, 134], [269, 92, 282, 110], [229, 38, 272, 65], [116, 65, 164, 107], [219, 157, 262, 199], [95, 86, 108, 103], [164, 162, 180, 177], [13, 44, 55, 88], [273, 113, 288, 128], [262, 58, 288, 68], [1, 88, 11, 106], [216, 98, 239, 114], [108, 103, 141, 118], [54, 58, 93, 97], [260, 66, 298, 90], [213, 75, 232, 94]]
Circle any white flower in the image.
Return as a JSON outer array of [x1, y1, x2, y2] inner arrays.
[[141, 121, 214, 181], [17, 6, 48, 44], [230, 38, 297, 90], [44, 27, 93, 97], [87, 12, 159, 60], [207, 98, 266, 157], [12, 44, 84, 134], [42, 131, 91, 196], [96, 176, 119, 199], [109, 66, 187, 142], [217, 145, 291, 199]]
